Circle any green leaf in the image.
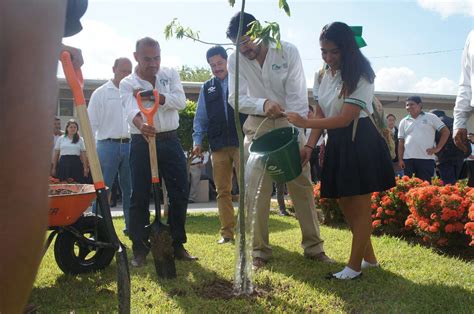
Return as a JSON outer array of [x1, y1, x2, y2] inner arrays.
[[279, 0, 291, 16]]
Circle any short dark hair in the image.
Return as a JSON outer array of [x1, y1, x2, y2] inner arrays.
[[206, 46, 227, 61], [386, 113, 396, 120], [135, 37, 159, 52], [226, 12, 257, 41], [406, 96, 422, 104]]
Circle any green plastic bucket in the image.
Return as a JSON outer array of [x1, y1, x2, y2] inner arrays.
[[249, 127, 301, 183]]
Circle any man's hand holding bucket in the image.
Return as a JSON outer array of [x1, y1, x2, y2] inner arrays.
[[263, 99, 285, 119]]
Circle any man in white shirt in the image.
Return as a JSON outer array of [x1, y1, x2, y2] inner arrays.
[[226, 12, 333, 269], [120, 37, 197, 267], [398, 96, 449, 182], [453, 30, 474, 152], [88, 57, 132, 235]]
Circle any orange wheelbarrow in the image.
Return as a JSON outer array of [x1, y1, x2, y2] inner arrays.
[[44, 184, 115, 274]]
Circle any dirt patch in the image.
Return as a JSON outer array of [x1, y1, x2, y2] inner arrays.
[[194, 279, 272, 300], [49, 188, 75, 195]]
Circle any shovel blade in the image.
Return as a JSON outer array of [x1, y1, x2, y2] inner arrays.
[[147, 222, 177, 279]]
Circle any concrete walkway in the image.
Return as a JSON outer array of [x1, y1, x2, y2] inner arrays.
[[86, 200, 227, 217], [86, 199, 281, 217]]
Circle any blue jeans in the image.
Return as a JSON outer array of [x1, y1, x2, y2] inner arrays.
[[129, 134, 188, 255], [93, 140, 132, 232]]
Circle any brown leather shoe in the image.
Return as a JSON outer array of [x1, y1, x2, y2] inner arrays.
[[174, 246, 198, 261], [217, 237, 233, 244], [305, 252, 336, 263], [252, 257, 267, 271], [131, 253, 147, 267]]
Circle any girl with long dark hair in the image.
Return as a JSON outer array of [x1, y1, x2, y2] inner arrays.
[[51, 119, 89, 182], [288, 22, 395, 280]]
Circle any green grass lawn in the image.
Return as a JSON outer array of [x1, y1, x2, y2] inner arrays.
[[32, 211, 473, 313]]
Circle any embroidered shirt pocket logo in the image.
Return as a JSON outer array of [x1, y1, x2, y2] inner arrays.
[[272, 64, 281, 71], [272, 62, 288, 71], [160, 79, 169, 87]]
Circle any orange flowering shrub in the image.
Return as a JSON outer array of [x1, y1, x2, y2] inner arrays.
[[371, 176, 429, 235], [464, 190, 474, 246], [313, 182, 344, 224], [405, 183, 471, 247]]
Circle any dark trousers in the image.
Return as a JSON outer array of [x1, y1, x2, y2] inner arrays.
[[404, 159, 435, 183], [467, 161, 474, 187], [438, 159, 464, 185], [129, 134, 189, 255]]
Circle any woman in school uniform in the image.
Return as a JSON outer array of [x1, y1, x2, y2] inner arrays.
[[287, 22, 395, 280], [52, 119, 89, 183]]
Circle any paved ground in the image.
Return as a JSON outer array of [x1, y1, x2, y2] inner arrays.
[[86, 198, 282, 217], [86, 200, 228, 217]]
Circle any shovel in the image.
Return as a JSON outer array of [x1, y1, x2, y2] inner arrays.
[[136, 89, 177, 279], [60, 51, 130, 313]]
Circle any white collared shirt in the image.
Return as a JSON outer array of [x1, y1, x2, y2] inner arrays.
[[316, 69, 374, 118], [54, 136, 86, 156], [228, 41, 308, 118], [453, 30, 474, 130], [119, 67, 186, 134], [398, 112, 446, 160], [87, 80, 130, 140]]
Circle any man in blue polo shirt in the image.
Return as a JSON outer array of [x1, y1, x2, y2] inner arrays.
[[398, 96, 450, 182]]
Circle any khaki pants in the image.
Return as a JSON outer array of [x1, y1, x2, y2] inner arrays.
[[243, 116, 325, 260], [211, 146, 239, 238]]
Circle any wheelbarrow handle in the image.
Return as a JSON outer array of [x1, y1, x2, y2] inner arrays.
[[136, 89, 159, 128]]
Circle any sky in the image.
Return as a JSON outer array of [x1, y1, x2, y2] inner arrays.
[[61, 0, 474, 95]]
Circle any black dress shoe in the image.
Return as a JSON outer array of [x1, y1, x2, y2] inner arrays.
[[279, 210, 290, 216], [217, 237, 233, 244], [131, 253, 146, 267], [174, 246, 198, 261]]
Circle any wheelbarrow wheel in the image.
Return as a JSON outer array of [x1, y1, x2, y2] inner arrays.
[[54, 214, 115, 274]]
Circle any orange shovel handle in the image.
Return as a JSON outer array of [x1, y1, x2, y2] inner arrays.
[[59, 51, 85, 107], [136, 89, 160, 127]]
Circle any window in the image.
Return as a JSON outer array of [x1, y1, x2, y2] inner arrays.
[[58, 99, 74, 117]]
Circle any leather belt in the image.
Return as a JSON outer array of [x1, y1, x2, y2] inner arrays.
[[131, 130, 178, 140], [155, 130, 178, 140], [103, 138, 130, 143]]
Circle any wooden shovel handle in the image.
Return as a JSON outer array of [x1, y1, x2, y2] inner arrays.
[[148, 138, 160, 184]]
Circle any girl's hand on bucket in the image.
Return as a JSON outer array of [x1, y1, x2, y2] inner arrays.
[[287, 112, 307, 128]]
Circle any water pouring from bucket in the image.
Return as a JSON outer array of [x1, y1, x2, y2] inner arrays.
[[233, 119, 303, 295]]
